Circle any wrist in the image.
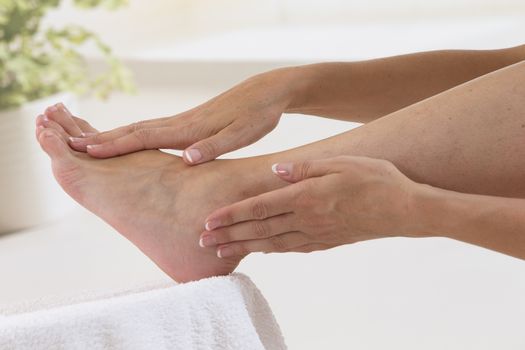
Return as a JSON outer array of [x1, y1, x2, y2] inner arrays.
[[260, 65, 318, 113], [410, 183, 465, 238]]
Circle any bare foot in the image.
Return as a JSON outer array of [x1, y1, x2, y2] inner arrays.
[[34, 105, 274, 282]]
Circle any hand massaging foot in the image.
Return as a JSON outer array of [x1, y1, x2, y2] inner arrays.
[[34, 105, 267, 282]]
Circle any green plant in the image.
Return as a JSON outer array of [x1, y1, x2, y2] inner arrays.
[[0, 0, 134, 111]]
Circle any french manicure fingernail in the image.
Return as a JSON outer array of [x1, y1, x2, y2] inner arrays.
[[184, 149, 202, 163], [199, 234, 217, 248], [69, 137, 84, 144], [205, 219, 220, 231], [271, 163, 291, 176], [217, 246, 234, 259], [86, 144, 102, 151]]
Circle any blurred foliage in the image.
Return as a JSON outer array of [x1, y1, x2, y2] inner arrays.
[[0, 0, 134, 111]]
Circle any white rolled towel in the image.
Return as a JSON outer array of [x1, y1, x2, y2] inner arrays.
[[0, 273, 286, 350]]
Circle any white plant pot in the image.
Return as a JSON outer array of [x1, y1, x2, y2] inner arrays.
[[0, 92, 78, 234]]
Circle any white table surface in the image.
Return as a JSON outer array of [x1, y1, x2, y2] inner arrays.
[[1, 59, 524, 350]]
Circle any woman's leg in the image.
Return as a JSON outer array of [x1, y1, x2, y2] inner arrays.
[[37, 60, 525, 281], [262, 59, 525, 198]]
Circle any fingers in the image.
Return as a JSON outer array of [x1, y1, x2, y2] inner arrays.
[[271, 157, 349, 183], [44, 103, 83, 137], [204, 183, 299, 231], [215, 231, 309, 258], [199, 213, 296, 247], [183, 123, 246, 165], [69, 117, 177, 154], [83, 126, 189, 158]]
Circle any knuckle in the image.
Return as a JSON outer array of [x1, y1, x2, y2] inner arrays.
[[250, 200, 268, 220], [198, 139, 219, 157], [298, 160, 312, 179], [133, 128, 153, 142], [251, 220, 269, 238], [128, 121, 147, 133], [269, 236, 287, 252], [132, 129, 154, 148]]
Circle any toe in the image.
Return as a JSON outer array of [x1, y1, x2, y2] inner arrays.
[[40, 118, 70, 142], [38, 128, 73, 161], [45, 103, 83, 137]]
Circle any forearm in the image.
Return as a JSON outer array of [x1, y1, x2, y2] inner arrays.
[[415, 184, 525, 260], [251, 60, 525, 201], [234, 59, 525, 259], [283, 45, 525, 122]]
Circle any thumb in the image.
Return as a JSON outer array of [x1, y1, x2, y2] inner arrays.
[[183, 128, 241, 165], [271, 159, 339, 183]]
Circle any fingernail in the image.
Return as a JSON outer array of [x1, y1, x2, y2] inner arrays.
[[47, 105, 58, 113], [205, 219, 221, 231], [81, 132, 97, 137], [86, 144, 102, 151], [69, 137, 84, 144], [217, 246, 234, 259], [199, 234, 217, 248], [184, 149, 202, 163], [43, 114, 49, 122], [271, 163, 292, 176]]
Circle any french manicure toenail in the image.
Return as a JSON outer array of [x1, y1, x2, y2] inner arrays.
[[199, 235, 217, 247], [217, 246, 233, 259], [205, 219, 220, 231], [185, 149, 202, 163]]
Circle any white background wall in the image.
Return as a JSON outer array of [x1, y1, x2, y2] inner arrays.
[[2, 1, 525, 349], [46, 0, 525, 60]]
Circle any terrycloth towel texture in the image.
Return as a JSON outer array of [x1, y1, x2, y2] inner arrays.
[[0, 273, 286, 350]]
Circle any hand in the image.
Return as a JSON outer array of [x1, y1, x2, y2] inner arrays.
[[69, 67, 307, 164], [199, 156, 423, 258]]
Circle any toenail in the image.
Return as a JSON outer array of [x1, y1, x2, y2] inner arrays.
[[184, 149, 202, 163], [199, 234, 217, 248], [217, 246, 234, 259], [205, 219, 221, 231]]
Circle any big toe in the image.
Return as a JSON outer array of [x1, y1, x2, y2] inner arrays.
[[38, 128, 73, 162], [45, 103, 82, 137]]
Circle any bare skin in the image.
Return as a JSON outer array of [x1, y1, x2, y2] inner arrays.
[[37, 59, 525, 282], [69, 45, 525, 163]]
